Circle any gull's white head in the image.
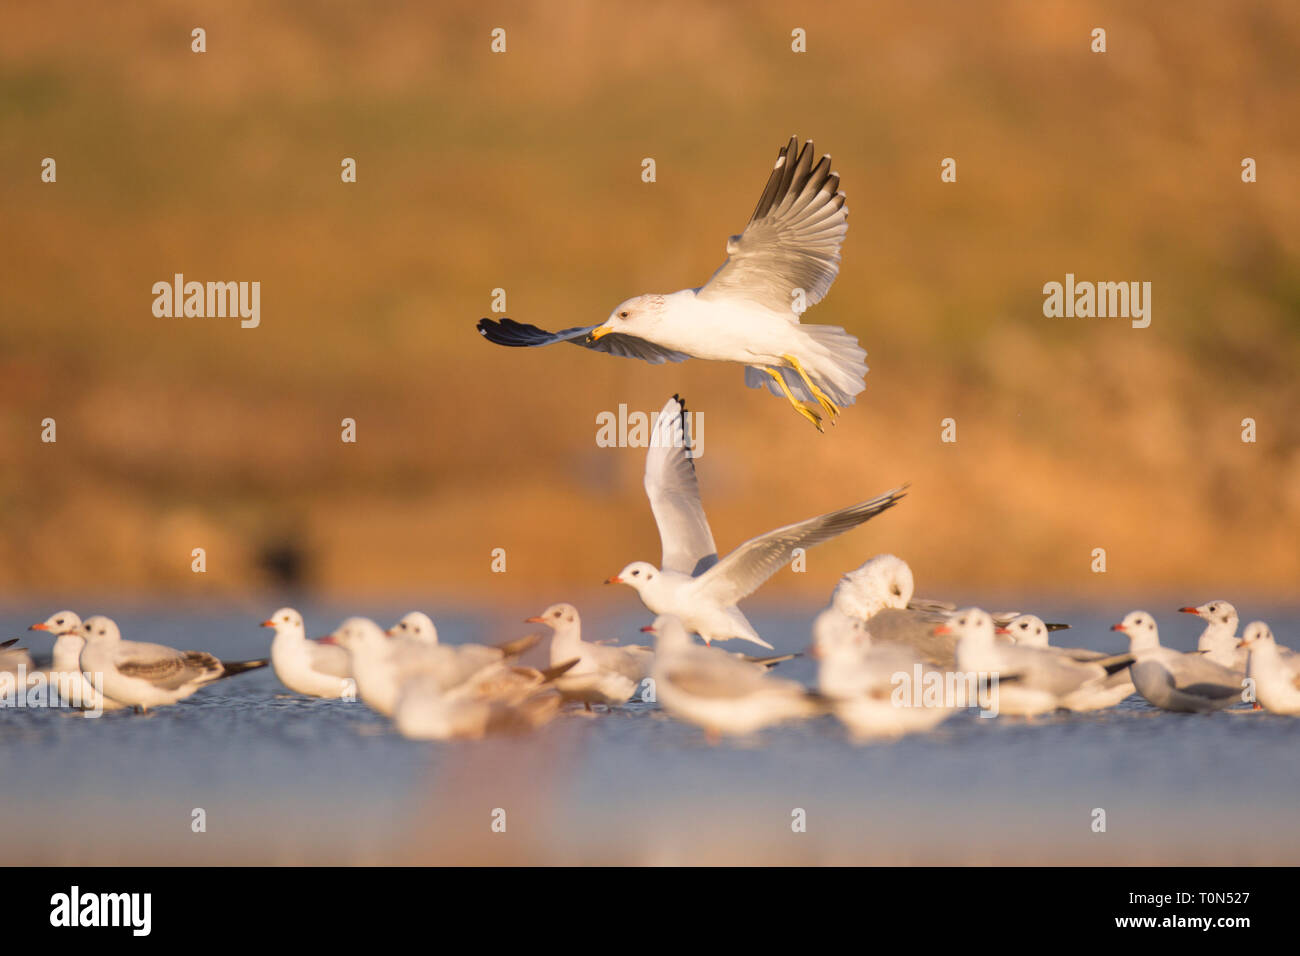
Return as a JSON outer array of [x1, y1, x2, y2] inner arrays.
[[1112, 610, 1160, 652], [1000, 614, 1050, 648], [30, 610, 83, 636], [1237, 621, 1275, 650], [936, 607, 995, 647], [641, 615, 693, 652], [1179, 600, 1237, 632], [326, 617, 389, 656], [811, 607, 870, 659], [526, 603, 580, 632], [81, 615, 122, 645], [590, 294, 668, 343], [607, 562, 661, 595], [833, 554, 914, 620], [260, 607, 304, 637], [388, 611, 438, 644]]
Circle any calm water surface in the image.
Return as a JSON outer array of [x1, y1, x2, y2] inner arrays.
[[2, 597, 1297, 864]]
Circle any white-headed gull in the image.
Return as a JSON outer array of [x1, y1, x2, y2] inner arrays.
[[1178, 601, 1245, 670], [811, 607, 954, 739], [386, 611, 440, 645], [825, 554, 1067, 668], [608, 396, 906, 649], [1239, 621, 1300, 715], [947, 608, 1131, 716], [478, 137, 865, 430], [527, 603, 653, 709], [324, 617, 539, 717], [1112, 611, 1243, 713], [27, 611, 127, 712], [78, 615, 268, 713], [643, 615, 822, 740], [392, 661, 575, 741], [263, 608, 354, 699], [996, 614, 1135, 709]]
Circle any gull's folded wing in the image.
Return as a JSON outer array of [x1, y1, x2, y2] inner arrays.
[[308, 639, 352, 679], [698, 136, 849, 315], [477, 317, 689, 364], [117, 647, 222, 690], [645, 395, 718, 576], [695, 486, 908, 607]]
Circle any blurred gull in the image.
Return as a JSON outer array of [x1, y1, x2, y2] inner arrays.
[[528, 603, 653, 709], [644, 615, 822, 741], [28, 611, 127, 712], [386, 611, 440, 645], [811, 608, 954, 740], [826, 555, 1069, 669], [263, 607, 353, 699], [608, 395, 907, 649], [948, 608, 1133, 717], [79, 615, 268, 713], [392, 660, 576, 741], [1239, 622, 1300, 715], [997, 614, 1135, 709], [1113, 611, 1243, 713], [325, 617, 539, 717], [1178, 601, 1245, 670], [477, 137, 865, 431]]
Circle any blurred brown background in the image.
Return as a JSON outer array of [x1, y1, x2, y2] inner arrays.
[[1, 0, 1298, 602]]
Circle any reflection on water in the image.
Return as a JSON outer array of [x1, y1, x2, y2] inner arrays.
[[2, 598, 1298, 864]]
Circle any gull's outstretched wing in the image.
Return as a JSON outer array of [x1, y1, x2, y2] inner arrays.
[[698, 136, 848, 315], [695, 486, 907, 607], [477, 318, 689, 365], [645, 395, 718, 576]]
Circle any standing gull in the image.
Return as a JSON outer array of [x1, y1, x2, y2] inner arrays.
[[824, 554, 1068, 669], [1238, 622, 1300, 715], [811, 608, 954, 740], [528, 603, 653, 709], [947, 608, 1133, 716], [324, 617, 540, 717], [79, 616, 268, 713], [644, 616, 822, 740], [28, 611, 127, 712], [477, 137, 865, 430], [1112, 611, 1243, 713], [263, 608, 354, 699], [1178, 601, 1244, 670], [607, 396, 907, 648]]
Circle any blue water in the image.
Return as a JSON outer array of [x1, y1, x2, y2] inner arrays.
[[2, 597, 1298, 864]]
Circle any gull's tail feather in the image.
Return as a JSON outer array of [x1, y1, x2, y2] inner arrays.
[[799, 324, 868, 406], [218, 658, 270, 679], [743, 324, 867, 408]]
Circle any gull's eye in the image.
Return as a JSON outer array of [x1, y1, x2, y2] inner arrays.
[[619, 311, 629, 318], [631, 570, 639, 577]]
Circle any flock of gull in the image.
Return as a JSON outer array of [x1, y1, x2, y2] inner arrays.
[[6, 138, 1294, 741], [4, 395, 1297, 741]]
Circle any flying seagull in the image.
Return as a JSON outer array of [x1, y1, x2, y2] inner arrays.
[[477, 137, 866, 431], [607, 395, 906, 648]]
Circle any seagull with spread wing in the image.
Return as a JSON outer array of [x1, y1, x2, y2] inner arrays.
[[477, 137, 865, 431], [606, 395, 906, 649]]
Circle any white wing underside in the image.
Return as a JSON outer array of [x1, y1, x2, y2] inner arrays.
[[645, 396, 719, 577]]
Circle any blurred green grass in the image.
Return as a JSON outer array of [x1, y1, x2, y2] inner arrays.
[[1, 0, 1298, 598]]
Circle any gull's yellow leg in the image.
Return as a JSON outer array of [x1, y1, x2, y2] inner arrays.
[[763, 367, 823, 432], [783, 353, 840, 420]]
